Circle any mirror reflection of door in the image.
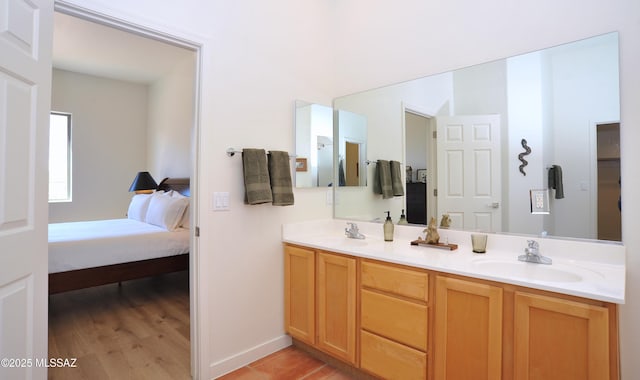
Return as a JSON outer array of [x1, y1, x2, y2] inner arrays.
[[345, 141, 360, 186], [597, 122, 621, 241], [436, 115, 502, 232]]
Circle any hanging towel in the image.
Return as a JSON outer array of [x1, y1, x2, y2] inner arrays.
[[373, 161, 381, 195], [548, 165, 564, 199], [376, 160, 393, 199], [242, 148, 272, 204], [390, 160, 405, 196], [338, 159, 346, 186], [268, 151, 294, 206]]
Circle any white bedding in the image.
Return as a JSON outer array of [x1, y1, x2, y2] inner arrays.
[[48, 218, 190, 273]]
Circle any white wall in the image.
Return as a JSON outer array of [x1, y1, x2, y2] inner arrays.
[[506, 52, 546, 235], [49, 69, 148, 222], [58, 0, 640, 379], [148, 52, 196, 179]]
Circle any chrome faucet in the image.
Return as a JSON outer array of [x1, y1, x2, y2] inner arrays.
[[518, 240, 552, 265], [345, 223, 366, 239]]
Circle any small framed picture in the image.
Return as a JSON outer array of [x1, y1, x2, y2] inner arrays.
[[296, 157, 308, 172], [530, 189, 550, 214], [416, 169, 427, 183]]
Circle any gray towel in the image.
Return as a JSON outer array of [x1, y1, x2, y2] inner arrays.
[[373, 161, 381, 194], [390, 160, 404, 196], [243, 148, 272, 204], [268, 151, 294, 206], [338, 159, 346, 186], [376, 160, 393, 199], [548, 165, 564, 199]]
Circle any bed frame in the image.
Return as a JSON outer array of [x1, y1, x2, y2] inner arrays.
[[48, 178, 191, 294]]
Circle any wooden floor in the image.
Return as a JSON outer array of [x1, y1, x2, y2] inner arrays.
[[48, 270, 191, 380], [48, 270, 352, 380], [218, 346, 354, 380]]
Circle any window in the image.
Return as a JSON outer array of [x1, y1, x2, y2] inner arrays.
[[49, 112, 72, 202]]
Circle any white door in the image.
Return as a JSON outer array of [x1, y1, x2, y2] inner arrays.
[[0, 1, 53, 379], [436, 115, 501, 232]]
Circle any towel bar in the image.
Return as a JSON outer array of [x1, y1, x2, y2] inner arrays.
[[226, 147, 296, 158]]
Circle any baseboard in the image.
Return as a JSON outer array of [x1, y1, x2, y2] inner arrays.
[[208, 334, 292, 379]]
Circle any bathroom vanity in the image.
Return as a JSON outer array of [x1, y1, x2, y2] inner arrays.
[[283, 220, 625, 380]]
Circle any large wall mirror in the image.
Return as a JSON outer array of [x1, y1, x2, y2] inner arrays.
[[333, 32, 621, 242]]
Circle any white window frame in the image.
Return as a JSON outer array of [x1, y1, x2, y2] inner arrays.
[[49, 112, 72, 202]]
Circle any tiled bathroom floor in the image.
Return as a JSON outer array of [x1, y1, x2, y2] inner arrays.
[[217, 346, 354, 379]]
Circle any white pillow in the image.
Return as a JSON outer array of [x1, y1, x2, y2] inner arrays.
[[145, 193, 189, 231], [171, 191, 190, 229], [127, 194, 153, 221]]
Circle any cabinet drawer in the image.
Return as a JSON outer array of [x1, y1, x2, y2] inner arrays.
[[361, 289, 428, 351], [361, 260, 428, 301], [361, 330, 427, 380]]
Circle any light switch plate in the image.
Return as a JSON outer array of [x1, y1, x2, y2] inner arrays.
[[212, 192, 230, 211]]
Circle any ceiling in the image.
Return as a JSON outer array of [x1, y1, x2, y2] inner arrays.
[[53, 12, 194, 84]]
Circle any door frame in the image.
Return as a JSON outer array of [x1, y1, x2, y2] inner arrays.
[[53, 2, 204, 377], [402, 102, 437, 223]]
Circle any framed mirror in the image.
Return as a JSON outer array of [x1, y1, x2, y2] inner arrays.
[[333, 32, 621, 241], [294, 100, 334, 188]]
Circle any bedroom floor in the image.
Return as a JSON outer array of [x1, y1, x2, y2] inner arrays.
[[48, 270, 191, 380]]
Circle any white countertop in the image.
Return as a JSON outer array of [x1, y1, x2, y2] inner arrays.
[[282, 219, 626, 304]]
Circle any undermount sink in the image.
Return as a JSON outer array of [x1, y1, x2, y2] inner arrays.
[[340, 237, 369, 246], [470, 259, 583, 283], [318, 235, 369, 247]]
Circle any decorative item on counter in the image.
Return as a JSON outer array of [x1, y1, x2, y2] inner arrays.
[[424, 217, 439, 243], [398, 209, 408, 225], [406, 165, 413, 183], [439, 214, 451, 229], [383, 211, 394, 241], [410, 217, 458, 250], [471, 234, 488, 253]]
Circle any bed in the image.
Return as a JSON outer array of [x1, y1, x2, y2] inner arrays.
[[48, 178, 191, 294]]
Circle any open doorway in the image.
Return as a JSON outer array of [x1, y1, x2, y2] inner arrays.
[[49, 6, 200, 378], [596, 122, 621, 241], [404, 109, 436, 224]]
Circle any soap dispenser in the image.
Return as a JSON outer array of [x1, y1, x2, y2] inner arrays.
[[384, 211, 394, 241], [398, 209, 408, 225]]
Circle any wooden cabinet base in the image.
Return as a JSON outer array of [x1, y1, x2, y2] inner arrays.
[[360, 330, 427, 380]]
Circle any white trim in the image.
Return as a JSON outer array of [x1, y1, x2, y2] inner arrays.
[[402, 102, 437, 223], [52, 2, 205, 378], [209, 335, 293, 379]]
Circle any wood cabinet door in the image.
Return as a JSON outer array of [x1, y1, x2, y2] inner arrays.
[[514, 292, 610, 380], [317, 252, 357, 364], [434, 276, 503, 380], [284, 245, 315, 345]]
